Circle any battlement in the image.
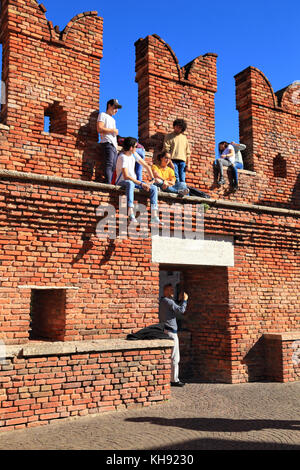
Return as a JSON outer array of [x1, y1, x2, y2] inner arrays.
[[235, 66, 299, 114], [0, 0, 103, 180], [0, 1, 103, 55], [234, 67, 299, 207], [0, 1, 299, 208]]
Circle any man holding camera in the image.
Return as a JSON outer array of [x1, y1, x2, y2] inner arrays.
[[159, 284, 189, 387]]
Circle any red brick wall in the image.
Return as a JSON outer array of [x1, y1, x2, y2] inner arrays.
[[1, 174, 299, 382], [159, 200, 300, 383], [0, 1, 299, 404], [264, 334, 300, 382], [135, 37, 299, 208], [0, 178, 160, 344], [0, 0, 103, 180], [0, 343, 172, 431], [235, 66, 300, 209]]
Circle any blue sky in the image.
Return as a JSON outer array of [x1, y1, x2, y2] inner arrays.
[[2, 0, 300, 150]]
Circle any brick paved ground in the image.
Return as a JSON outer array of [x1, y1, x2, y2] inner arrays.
[[0, 382, 299, 450]]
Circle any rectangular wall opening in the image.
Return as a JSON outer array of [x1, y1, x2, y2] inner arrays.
[[159, 264, 232, 383], [29, 289, 66, 341]]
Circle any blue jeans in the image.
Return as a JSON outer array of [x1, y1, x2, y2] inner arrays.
[[155, 180, 188, 194], [119, 180, 158, 210], [135, 148, 145, 182], [232, 162, 243, 185], [102, 142, 118, 184], [173, 160, 186, 182]]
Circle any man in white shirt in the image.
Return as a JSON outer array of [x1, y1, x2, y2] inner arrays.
[[115, 137, 163, 225], [97, 99, 122, 183], [216, 141, 245, 190]]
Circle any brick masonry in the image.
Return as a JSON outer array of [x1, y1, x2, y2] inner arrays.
[[0, 340, 172, 431], [0, 0, 103, 181], [135, 35, 300, 208], [0, 0, 299, 431]]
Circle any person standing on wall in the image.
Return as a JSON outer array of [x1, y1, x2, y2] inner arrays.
[[163, 119, 191, 183], [97, 99, 122, 184], [159, 284, 188, 387]]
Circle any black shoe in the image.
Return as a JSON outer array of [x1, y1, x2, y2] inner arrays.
[[218, 178, 225, 186], [171, 381, 185, 387]]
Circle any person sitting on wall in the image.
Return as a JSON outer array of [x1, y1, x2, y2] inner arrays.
[[215, 141, 246, 190], [97, 98, 122, 184], [117, 135, 146, 183], [152, 151, 189, 196], [115, 137, 163, 225], [163, 119, 191, 183], [232, 141, 246, 176], [159, 283, 189, 387]]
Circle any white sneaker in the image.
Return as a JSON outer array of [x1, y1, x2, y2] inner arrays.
[[178, 188, 189, 197], [151, 216, 164, 226], [128, 214, 138, 223]]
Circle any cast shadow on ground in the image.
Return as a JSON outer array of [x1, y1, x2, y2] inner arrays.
[[151, 436, 300, 450], [126, 417, 300, 433]]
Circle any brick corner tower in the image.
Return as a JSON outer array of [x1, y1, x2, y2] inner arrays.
[[0, 0, 103, 180]]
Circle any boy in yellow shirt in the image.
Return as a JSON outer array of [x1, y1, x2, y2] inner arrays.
[[163, 119, 191, 183], [152, 152, 189, 196]]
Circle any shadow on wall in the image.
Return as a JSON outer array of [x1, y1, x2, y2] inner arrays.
[[143, 132, 167, 160], [291, 173, 300, 207], [242, 336, 267, 382], [76, 110, 103, 182]]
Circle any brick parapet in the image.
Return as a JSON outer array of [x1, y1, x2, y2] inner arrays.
[[135, 34, 217, 186], [234, 66, 300, 207], [135, 36, 299, 209], [1, 169, 300, 217], [0, 0, 103, 177], [4, 338, 174, 358], [0, 340, 173, 431]]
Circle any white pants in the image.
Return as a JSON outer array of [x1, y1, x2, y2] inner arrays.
[[166, 331, 180, 383]]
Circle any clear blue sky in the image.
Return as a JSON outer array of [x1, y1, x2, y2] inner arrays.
[[2, 0, 300, 151]]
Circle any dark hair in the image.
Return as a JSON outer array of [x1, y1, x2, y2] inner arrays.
[[156, 151, 169, 162], [106, 98, 122, 110], [163, 283, 173, 290], [123, 137, 137, 151], [173, 118, 187, 133], [218, 141, 229, 154]]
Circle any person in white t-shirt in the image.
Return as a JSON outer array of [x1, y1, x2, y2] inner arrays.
[[115, 137, 163, 225], [215, 141, 245, 190], [97, 99, 122, 183]]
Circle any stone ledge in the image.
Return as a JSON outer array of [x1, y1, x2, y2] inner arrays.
[[3, 338, 174, 358], [264, 331, 300, 341], [1, 169, 299, 216], [18, 285, 79, 290], [239, 169, 257, 176]]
